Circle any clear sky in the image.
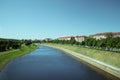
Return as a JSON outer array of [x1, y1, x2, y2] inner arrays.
[[0, 0, 120, 39]]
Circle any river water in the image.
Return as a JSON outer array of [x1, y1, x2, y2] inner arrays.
[[0, 46, 110, 80]]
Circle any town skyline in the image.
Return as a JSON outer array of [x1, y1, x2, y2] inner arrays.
[[44, 32, 120, 42]]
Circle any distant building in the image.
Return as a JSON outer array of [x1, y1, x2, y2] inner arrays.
[[90, 32, 120, 39], [58, 36, 86, 42], [113, 32, 120, 37], [58, 36, 74, 40], [75, 36, 86, 42], [44, 38, 52, 42]]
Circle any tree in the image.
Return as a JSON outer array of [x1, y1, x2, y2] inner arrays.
[[81, 41, 85, 46], [0, 41, 7, 51], [0, 38, 22, 52], [70, 37, 76, 45], [116, 42, 120, 49], [33, 39, 41, 43], [84, 37, 95, 47], [25, 39, 32, 45], [96, 39, 106, 49]]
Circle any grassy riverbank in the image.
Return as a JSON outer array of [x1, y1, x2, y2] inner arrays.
[[0, 44, 38, 71], [43, 43, 120, 68]]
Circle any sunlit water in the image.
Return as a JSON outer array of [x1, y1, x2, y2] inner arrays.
[[0, 46, 109, 80]]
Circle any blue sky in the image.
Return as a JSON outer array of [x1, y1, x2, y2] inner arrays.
[[0, 0, 120, 39]]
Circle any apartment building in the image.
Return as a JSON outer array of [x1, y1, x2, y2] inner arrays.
[[75, 36, 86, 42], [58, 36, 74, 40], [58, 36, 86, 42], [90, 32, 120, 39], [113, 32, 120, 37]]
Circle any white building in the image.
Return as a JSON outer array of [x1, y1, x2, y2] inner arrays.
[[75, 36, 86, 42], [113, 32, 120, 37], [90, 32, 120, 40], [58, 36, 74, 40], [58, 36, 86, 42]]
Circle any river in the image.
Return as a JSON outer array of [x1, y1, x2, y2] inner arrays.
[[0, 46, 110, 80]]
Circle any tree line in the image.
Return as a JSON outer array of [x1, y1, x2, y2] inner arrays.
[[0, 38, 32, 52], [81, 37, 120, 51], [44, 37, 120, 52]]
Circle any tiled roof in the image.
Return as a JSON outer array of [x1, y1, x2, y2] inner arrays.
[[113, 32, 120, 35], [58, 36, 86, 39], [75, 36, 86, 38], [90, 32, 120, 36], [58, 32, 120, 39], [58, 36, 74, 39]]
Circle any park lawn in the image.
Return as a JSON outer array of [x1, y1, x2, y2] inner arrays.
[[44, 43, 120, 68], [0, 44, 38, 71]]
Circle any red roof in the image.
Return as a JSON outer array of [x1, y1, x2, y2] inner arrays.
[[75, 36, 86, 38], [58, 36, 74, 39], [113, 32, 120, 35], [58, 36, 86, 39], [90, 32, 120, 36]]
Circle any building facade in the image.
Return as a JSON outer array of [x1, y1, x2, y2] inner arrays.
[[113, 32, 120, 37], [90, 32, 120, 40], [58, 36, 86, 42], [75, 36, 86, 42], [58, 36, 74, 41]]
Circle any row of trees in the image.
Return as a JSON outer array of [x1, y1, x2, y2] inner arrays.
[[44, 37, 120, 51], [49, 38, 76, 45], [0, 38, 33, 52], [81, 37, 120, 51]]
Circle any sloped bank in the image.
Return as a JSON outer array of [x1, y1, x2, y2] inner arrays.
[[0, 44, 38, 71], [44, 44, 120, 80]]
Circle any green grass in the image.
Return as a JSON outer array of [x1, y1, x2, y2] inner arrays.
[[0, 44, 38, 71], [43, 43, 120, 68]]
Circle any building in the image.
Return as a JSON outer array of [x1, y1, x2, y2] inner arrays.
[[75, 36, 86, 42], [44, 38, 52, 42], [90, 32, 120, 40], [113, 32, 120, 37], [58, 36, 74, 40], [58, 36, 86, 42]]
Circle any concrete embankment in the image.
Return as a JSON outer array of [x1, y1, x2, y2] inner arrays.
[[44, 45, 120, 80]]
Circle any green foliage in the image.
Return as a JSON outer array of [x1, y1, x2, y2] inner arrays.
[[0, 44, 38, 71], [32, 39, 41, 43], [44, 43, 120, 68], [0, 39, 22, 52], [83, 37, 120, 51], [70, 37, 76, 45], [0, 38, 36, 52], [116, 42, 120, 48], [43, 36, 120, 51], [24, 39, 32, 46]]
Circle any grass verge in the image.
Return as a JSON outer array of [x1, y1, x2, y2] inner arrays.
[[0, 44, 38, 71], [43, 43, 120, 68]]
